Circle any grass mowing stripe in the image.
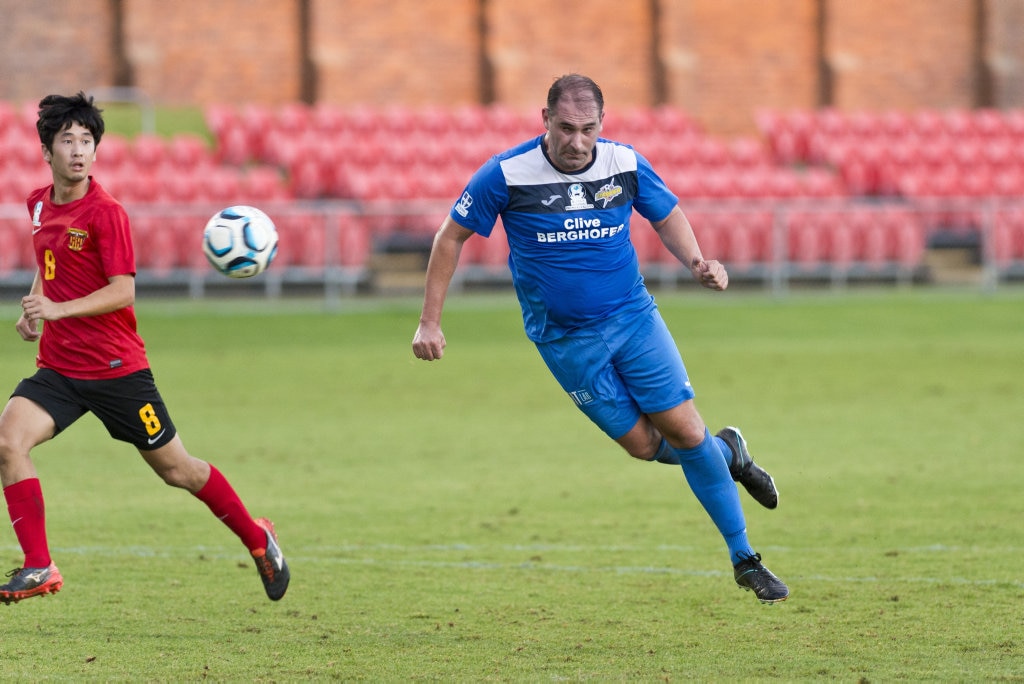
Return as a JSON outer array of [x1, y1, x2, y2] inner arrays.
[[9, 541, 1023, 588], [0, 288, 1021, 679]]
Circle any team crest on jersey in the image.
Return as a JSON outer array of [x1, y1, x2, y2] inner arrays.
[[566, 183, 594, 211], [455, 191, 473, 218], [594, 182, 622, 208], [66, 227, 88, 251]]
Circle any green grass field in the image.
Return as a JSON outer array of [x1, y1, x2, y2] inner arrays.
[[0, 288, 1021, 680]]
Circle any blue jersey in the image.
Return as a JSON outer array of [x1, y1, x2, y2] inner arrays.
[[450, 135, 678, 342]]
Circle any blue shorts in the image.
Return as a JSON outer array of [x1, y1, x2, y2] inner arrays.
[[534, 307, 694, 440]]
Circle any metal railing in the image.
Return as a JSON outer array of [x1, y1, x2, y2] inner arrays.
[[2, 198, 1022, 305]]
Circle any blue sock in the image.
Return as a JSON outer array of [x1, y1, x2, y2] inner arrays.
[[654, 436, 734, 471], [713, 435, 736, 470], [652, 438, 679, 465], [669, 429, 753, 564]]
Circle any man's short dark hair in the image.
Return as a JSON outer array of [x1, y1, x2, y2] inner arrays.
[[36, 92, 105, 151], [547, 74, 605, 114]]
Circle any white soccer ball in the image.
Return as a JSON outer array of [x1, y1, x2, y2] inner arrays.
[[202, 205, 279, 278]]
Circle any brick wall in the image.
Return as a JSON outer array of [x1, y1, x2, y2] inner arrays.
[[2, 0, 1023, 136], [663, 0, 822, 135], [313, 0, 481, 106], [988, 0, 1024, 105], [123, 0, 303, 105], [0, 0, 115, 104], [487, 0, 656, 109], [827, 0, 977, 110]]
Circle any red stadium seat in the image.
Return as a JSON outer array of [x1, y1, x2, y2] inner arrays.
[[649, 105, 696, 135], [96, 133, 130, 171], [336, 215, 372, 268], [112, 162, 160, 204], [162, 167, 204, 203], [221, 126, 255, 166], [693, 137, 729, 168], [0, 125, 42, 170], [757, 108, 814, 165], [723, 211, 772, 267], [275, 102, 311, 135], [801, 169, 846, 199], [203, 167, 244, 204], [243, 166, 292, 202], [732, 168, 772, 198], [765, 169, 801, 199], [0, 165, 49, 203], [973, 108, 1008, 138], [856, 213, 891, 266], [171, 215, 209, 271], [288, 158, 332, 200], [982, 136, 1015, 168], [878, 110, 912, 139], [0, 218, 24, 276], [132, 215, 177, 275], [168, 133, 210, 169], [0, 101, 15, 130], [688, 211, 725, 261], [728, 136, 771, 168], [991, 167, 1024, 196], [311, 103, 346, 135], [787, 211, 829, 265], [131, 133, 166, 167], [204, 104, 238, 141], [379, 104, 416, 134], [910, 110, 945, 138], [827, 210, 863, 267], [628, 214, 666, 266], [882, 208, 927, 267], [700, 170, 737, 198], [272, 211, 327, 269]]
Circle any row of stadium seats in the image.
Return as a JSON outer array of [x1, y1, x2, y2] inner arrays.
[[633, 206, 928, 270], [5, 100, 1024, 213], [127, 211, 374, 276], [12, 201, 1019, 276], [757, 108, 1024, 201], [209, 103, 1024, 222], [204, 101, 699, 154], [2, 99, 1023, 281], [204, 102, 848, 203], [2, 201, 1022, 283], [0, 118, 297, 204], [757, 107, 1024, 161]]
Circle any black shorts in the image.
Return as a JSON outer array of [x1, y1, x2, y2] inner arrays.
[[12, 368, 178, 450]]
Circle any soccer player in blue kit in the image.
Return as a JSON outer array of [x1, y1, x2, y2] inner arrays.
[[412, 74, 788, 603]]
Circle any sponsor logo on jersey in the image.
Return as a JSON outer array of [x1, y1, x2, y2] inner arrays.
[[569, 389, 594, 406], [32, 201, 43, 227], [594, 182, 623, 208], [566, 183, 594, 211], [536, 217, 625, 243]]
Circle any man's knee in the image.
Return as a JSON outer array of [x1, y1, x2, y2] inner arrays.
[[616, 418, 663, 461], [649, 401, 708, 450]]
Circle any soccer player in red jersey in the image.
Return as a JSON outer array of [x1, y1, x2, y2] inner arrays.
[[0, 92, 289, 604]]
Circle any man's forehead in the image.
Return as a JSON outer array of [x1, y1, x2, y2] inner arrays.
[[58, 122, 92, 135], [550, 95, 602, 122]]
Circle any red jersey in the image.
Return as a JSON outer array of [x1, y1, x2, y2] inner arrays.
[[25, 178, 149, 379]]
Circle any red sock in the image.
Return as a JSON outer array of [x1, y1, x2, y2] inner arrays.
[[193, 465, 266, 552], [4, 478, 51, 568]]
